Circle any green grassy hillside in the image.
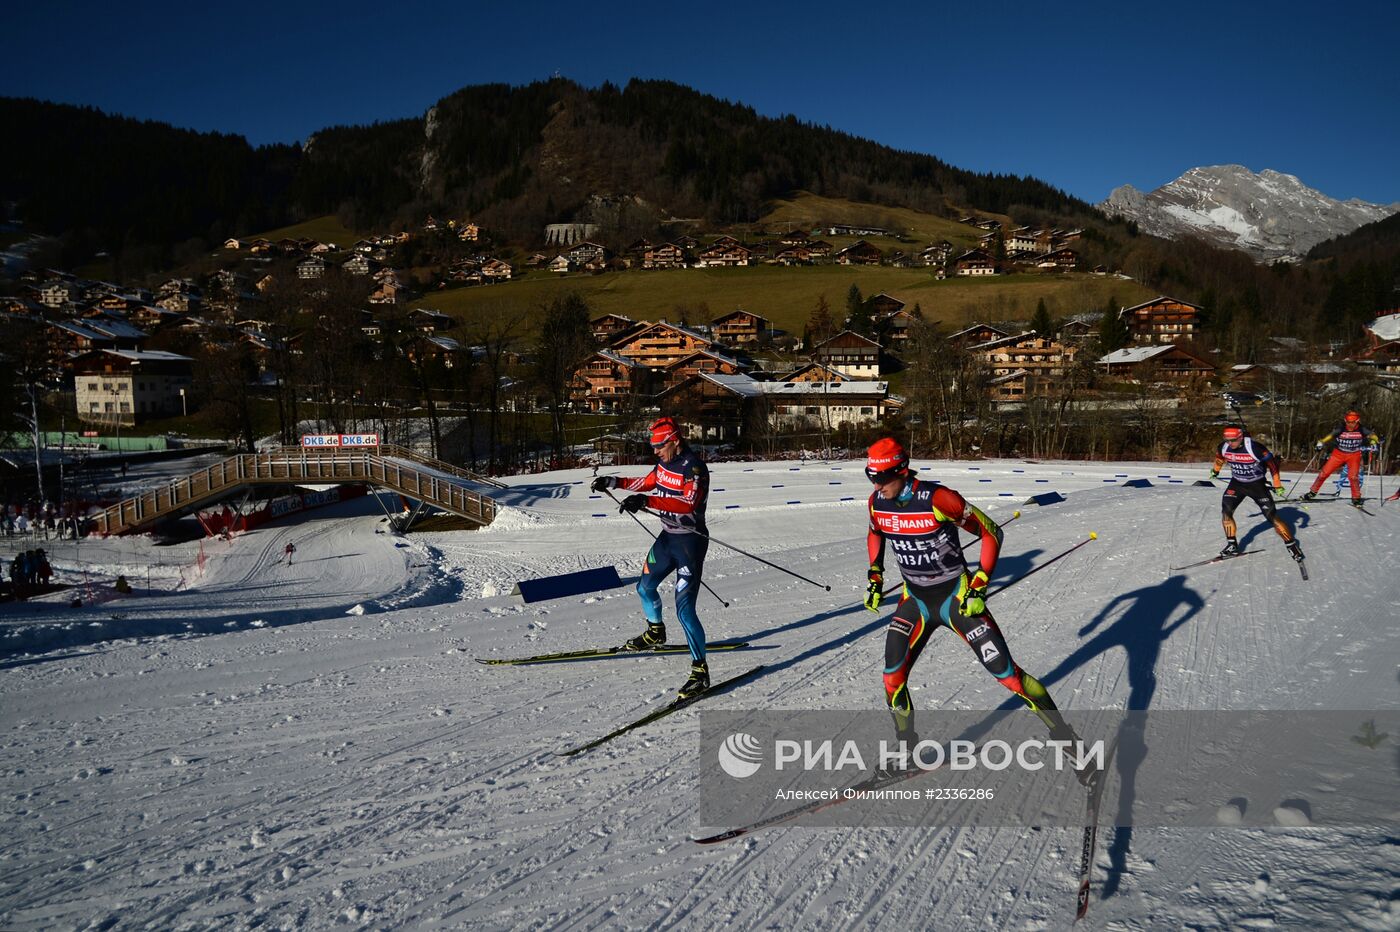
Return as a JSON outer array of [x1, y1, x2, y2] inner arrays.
[[413, 265, 1154, 335], [759, 191, 993, 250], [247, 215, 362, 247]]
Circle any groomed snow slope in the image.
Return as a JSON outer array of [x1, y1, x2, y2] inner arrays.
[[2, 459, 1398, 929]]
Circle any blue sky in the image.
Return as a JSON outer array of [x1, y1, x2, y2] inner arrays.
[[5, 1, 1398, 205]]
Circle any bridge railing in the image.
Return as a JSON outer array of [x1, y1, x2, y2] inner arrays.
[[90, 448, 498, 535]]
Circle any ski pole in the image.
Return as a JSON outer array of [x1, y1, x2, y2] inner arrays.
[[1231, 402, 1249, 435], [633, 505, 831, 591], [1283, 448, 1320, 501], [602, 488, 731, 608], [880, 510, 1022, 598], [989, 532, 1097, 600]]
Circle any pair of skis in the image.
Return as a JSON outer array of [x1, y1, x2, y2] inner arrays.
[[1169, 547, 1308, 580], [691, 736, 1122, 923], [475, 640, 750, 666]]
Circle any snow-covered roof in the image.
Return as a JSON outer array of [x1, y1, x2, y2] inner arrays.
[[101, 349, 193, 363], [596, 350, 645, 368], [1098, 345, 1174, 365], [1366, 312, 1400, 342], [84, 320, 148, 340], [698, 372, 888, 397]]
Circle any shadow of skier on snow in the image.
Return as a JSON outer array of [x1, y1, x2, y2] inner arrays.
[[1030, 574, 1207, 901], [1238, 506, 1310, 552]]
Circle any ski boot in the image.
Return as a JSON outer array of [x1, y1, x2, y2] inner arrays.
[[1051, 724, 1100, 788], [1218, 539, 1240, 558], [1299, 490, 1317, 502], [677, 660, 709, 699], [1350, 498, 1365, 509], [1286, 540, 1305, 563], [623, 623, 666, 652], [875, 729, 922, 781]]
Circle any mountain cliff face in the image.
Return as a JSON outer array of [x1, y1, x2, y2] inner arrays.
[[1100, 165, 1398, 262]]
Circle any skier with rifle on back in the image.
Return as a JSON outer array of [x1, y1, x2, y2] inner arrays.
[[861, 438, 1096, 785], [1210, 426, 1304, 564], [590, 416, 712, 699]]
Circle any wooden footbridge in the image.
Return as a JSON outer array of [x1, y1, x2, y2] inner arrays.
[[90, 444, 503, 536]]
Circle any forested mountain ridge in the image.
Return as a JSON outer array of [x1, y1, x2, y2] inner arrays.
[[4, 80, 1397, 347], [3, 79, 1099, 263]]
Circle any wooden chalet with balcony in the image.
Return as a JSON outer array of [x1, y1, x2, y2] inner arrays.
[[695, 241, 753, 267], [835, 240, 882, 266], [571, 350, 654, 412], [410, 308, 458, 332], [782, 362, 849, 384], [867, 294, 906, 318], [948, 323, 1009, 346], [771, 244, 813, 265], [480, 258, 513, 281], [954, 249, 997, 276], [879, 306, 924, 347], [590, 313, 637, 343], [811, 329, 882, 379], [664, 348, 745, 389], [607, 320, 715, 368], [970, 332, 1078, 390], [710, 309, 771, 346], [643, 243, 689, 269], [1035, 248, 1078, 271], [1098, 344, 1216, 382], [565, 241, 610, 267], [1120, 296, 1204, 344]]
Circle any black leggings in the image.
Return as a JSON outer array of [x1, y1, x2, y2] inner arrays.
[[882, 575, 1063, 737], [1222, 479, 1292, 542]]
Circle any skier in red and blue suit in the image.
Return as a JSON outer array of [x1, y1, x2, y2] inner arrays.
[[1210, 426, 1303, 562], [862, 438, 1091, 780], [1303, 410, 1382, 505], [592, 416, 712, 698]]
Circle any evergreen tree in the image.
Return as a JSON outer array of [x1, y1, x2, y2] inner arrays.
[[534, 292, 596, 461], [1030, 298, 1055, 337], [846, 284, 873, 335], [806, 294, 834, 346], [1098, 295, 1128, 352]]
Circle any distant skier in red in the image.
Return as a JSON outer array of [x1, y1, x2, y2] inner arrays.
[[1303, 410, 1381, 506], [284, 542, 296, 566]]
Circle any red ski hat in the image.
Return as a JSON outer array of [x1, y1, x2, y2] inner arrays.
[[865, 438, 909, 482], [649, 417, 680, 447], [1344, 410, 1360, 425], [1222, 426, 1243, 441]]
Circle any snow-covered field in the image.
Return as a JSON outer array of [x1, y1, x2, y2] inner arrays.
[[2, 457, 1398, 929]]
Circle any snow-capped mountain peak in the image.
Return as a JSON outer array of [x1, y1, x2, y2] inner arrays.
[[1100, 164, 1399, 262]]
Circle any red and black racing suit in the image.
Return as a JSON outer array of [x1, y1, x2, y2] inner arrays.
[[1309, 422, 1381, 500], [1212, 438, 1294, 543], [868, 478, 1072, 740], [616, 444, 710, 661]]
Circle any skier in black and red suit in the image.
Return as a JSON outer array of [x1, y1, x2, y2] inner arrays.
[[862, 437, 1093, 783], [1209, 426, 1303, 563], [1303, 410, 1382, 506], [592, 416, 712, 699]]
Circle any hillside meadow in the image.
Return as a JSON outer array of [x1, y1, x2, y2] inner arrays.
[[411, 265, 1156, 335]]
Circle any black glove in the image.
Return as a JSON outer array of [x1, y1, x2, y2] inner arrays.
[[620, 494, 647, 514], [590, 475, 613, 492]]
